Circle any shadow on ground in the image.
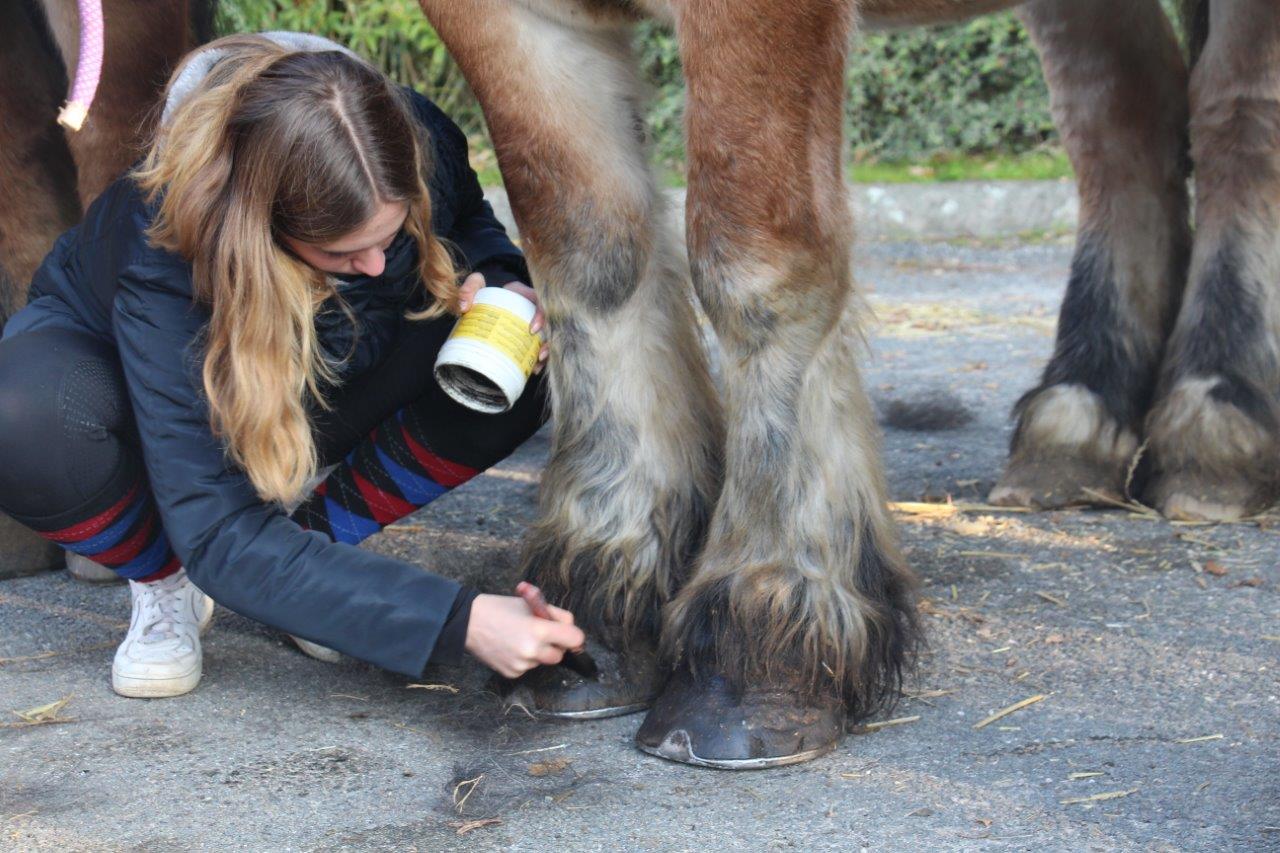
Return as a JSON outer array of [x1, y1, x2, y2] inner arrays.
[[2, 240, 1276, 851]]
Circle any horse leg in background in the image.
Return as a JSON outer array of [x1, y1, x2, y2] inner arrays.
[[991, 0, 1191, 509], [38, 0, 198, 208], [0, 0, 80, 322], [1146, 0, 1280, 520], [419, 0, 723, 716], [637, 0, 919, 768]]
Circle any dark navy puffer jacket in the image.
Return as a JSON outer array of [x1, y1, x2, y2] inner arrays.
[[2, 88, 528, 677]]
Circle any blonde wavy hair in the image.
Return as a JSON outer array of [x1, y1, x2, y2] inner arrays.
[[134, 35, 459, 506]]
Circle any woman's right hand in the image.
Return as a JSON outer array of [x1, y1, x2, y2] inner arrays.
[[464, 593, 585, 678]]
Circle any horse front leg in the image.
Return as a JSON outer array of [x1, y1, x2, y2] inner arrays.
[[420, 0, 723, 716], [636, 0, 920, 769], [991, 0, 1191, 509], [1145, 0, 1280, 520]]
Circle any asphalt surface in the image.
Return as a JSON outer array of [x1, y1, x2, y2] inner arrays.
[[2, 238, 1276, 852]]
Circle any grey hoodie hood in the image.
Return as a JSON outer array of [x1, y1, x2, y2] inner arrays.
[[161, 31, 360, 126]]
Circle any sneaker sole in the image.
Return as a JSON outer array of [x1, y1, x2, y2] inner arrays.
[[289, 635, 344, 664], [198, 603, 215, 635], [112, 660, 202, 698]]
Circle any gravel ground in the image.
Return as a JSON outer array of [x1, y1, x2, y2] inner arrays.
[[1, 239, 1276, 852]]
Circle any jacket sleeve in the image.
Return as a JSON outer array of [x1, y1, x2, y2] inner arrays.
[[417, 95, 530, 288], [111, 265, 462, 678]]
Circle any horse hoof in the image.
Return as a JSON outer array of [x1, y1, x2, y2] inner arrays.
[[635, 669, 845, 770], [1161, 494, 1246, 522], [989, 455, 1126, 509], [1147, 472, 1272, 522], [498, 631, 663, 720]]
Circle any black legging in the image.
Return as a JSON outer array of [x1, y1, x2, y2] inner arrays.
[[0, 311, 547, 580]]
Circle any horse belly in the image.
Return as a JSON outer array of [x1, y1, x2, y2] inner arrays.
[[508, 0, 1023, 29], [859, 0, 1025, 28]]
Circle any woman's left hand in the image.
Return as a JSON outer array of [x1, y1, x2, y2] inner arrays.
[[458, 272, 550, 373]]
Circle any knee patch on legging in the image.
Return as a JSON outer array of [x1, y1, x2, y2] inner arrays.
[[60, 355, 136, 501], [0, 327, 180, 581]]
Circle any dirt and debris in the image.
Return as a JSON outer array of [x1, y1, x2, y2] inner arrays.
[[1, 239, 1274, 850]]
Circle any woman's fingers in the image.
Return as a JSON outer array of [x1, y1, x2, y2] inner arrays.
[[538, 619, 586, 652], [496, 281, 549, 374], [545, 604, 575, 626], [536, 645, 566, 666], [462, 593, 588, 679], [501, 281, 544, 333], [458, 272, 486, 311]]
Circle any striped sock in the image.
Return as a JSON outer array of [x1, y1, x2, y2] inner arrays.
[[39, 480, 180, 582], [291, 409, 479, 544]]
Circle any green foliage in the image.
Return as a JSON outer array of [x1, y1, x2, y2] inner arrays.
[[214, 0, 487, 140], [636, 15, 1055, 172], [634, 22, 686, 176], [216, 2, 1192, 180], [845, 14, 1055, 163], [849, 150, 1073, 184], [641, 4, 1188, 171]]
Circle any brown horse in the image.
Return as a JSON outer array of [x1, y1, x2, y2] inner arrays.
[[2, 0, 1273, 770], [0, 0, 209, 323], [418, 0, 1279, 768]]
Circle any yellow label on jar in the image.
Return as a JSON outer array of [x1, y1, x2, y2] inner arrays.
[[449, 303, 541, 376]]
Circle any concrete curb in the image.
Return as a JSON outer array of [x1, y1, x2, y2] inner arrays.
[[484, 179, 1078, 243]]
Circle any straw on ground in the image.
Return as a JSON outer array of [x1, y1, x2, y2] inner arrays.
[[973, 695, 1046, 730], [1060, 788, 1139, 806], [3, 696, 74, 729]]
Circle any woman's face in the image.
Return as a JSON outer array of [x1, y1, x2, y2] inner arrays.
[[282, 201, 409, 278]]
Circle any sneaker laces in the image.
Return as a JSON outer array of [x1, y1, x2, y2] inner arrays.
[[134, 573, 190, 644]]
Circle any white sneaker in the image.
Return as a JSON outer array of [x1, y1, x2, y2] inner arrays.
[[282, 465, 344, 664], [112, 569, 214, 698], [288, 634, 345, 664]]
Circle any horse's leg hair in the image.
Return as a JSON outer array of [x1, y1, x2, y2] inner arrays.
[[992, 0, 1191, 509], [420, 0, 723, 644], [661, 0, 919, 717], [1146, 0, 1280, 520], [0, 0, 80, 322]]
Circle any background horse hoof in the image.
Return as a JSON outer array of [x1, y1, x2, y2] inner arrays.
[[497, 631, 663, 720], [989, 455, 1127, 509], [1146, 473, 1274, 522], [634, 670, 845, 770]]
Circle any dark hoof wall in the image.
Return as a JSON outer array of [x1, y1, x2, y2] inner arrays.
[[1143, 466, 1277, 522], [635, 670, 845, 770], [498, 633, 662, 720], [990, 454, 1127, 510]]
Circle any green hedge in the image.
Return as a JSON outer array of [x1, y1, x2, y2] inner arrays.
[[845, 16, 1055, 164], [638, 14, 1056, 171], [215, 1, 1188, 174], [215, 0, 487, 139]]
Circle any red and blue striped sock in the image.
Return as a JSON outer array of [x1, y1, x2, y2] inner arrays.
[[290, 408, 479, 544], [38, 480, 180, 582]]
